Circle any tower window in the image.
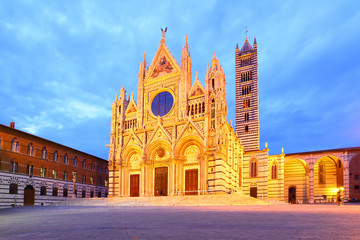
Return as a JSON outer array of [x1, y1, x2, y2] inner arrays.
[[244, 113, 249, 122], [241, 71, 252, 82], [245, 125, 249, 133], [243, 99, 250, 108], [240, 57, 251, 67], [242, 85, 251, 95], [212, 78, 215, 90], [271, 164, 277, 180]]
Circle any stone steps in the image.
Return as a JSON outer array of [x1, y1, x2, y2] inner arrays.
[[60, 193, 278, 206]]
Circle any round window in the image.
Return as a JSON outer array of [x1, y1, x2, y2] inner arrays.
[[151, 91, 174, 117]]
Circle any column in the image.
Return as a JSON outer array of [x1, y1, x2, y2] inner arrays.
[[308, 162, 314, 204], [344, 165, 350, 201]]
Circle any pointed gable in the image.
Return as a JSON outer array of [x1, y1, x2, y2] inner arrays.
[[146, 39, 180, 81], [189, 72, 205, 98], [125, 94, 137, 114], [239, 37, 253, 55]]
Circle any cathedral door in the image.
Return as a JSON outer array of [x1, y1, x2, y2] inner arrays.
[[250, 187, 257, 198], [24, 185, 35, 206], [185, 169, 198, 195], [154, 167, 168, 196], [289, 187, 296, 204], [130, 174, 140, 197]]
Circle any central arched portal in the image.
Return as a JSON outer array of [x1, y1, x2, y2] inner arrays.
[[154, 167, 168, 196], [24, 185, 35, 206]]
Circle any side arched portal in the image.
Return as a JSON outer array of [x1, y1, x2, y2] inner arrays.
[[284, 159, 308, 203]]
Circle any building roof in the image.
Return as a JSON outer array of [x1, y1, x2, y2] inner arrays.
[[239, 37, 253, 55], [285, 146, 360, 156]]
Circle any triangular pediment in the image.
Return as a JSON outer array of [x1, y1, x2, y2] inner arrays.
[[176, 117, 205, 142], [122, 131, 143, 150], [146, 41, 181, 81], [189, 79, 205, 98], [125, 97, 137, 114], [147, 123, 172, 144]]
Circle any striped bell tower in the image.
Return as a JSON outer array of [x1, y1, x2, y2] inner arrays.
[[235, 36, 259, 152]]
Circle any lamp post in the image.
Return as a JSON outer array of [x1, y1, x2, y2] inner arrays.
[[72, 172, 76, 198]]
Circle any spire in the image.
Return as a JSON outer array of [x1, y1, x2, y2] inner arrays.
[[195, 71, 199, 82], [236, 42, 239, 50], [131, 91, 134, 100], [186, 34, 188, 45], [239, 36, 253, 55], [253, 36, 257, 45]]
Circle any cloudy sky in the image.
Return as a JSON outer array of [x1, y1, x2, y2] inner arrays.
[[1, 0, 359, 159]]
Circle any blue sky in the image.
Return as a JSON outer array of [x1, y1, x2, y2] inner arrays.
[[1, 0, 359, 159]]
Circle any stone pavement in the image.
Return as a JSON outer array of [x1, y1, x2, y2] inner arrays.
[[1, 204, 360, 240]]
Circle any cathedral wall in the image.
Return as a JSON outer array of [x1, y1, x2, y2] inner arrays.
[[243, 150, 268, 198]]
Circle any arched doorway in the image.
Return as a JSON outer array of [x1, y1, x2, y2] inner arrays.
[[289, 186, 296, 204], [154, 167, 168, 196], [24, 185, 35, 206]]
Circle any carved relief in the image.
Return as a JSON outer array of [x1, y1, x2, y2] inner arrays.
[[151, 56, 173, 78]]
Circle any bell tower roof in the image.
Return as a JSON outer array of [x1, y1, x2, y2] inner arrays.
[[239, 37, 253, 55]]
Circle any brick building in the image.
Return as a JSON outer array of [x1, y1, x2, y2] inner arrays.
[[0, 122, 108, 207]]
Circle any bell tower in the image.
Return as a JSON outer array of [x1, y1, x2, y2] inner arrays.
[[235, 36, 259, 152]]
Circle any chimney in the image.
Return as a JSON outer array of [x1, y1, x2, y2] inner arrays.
[[10, 122, 15, 129]]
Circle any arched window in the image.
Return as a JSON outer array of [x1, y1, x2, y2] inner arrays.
[[82, 159, 86, 169], [63, 171, 68, 180], [27, 143, 34, 156], [10, 161, 18, 173], [211, 99, 215, 129], [271, 164, 277, 180], [105, 167, 109, 174], [52, 187, 58, 196], [26, 164, 33, 175], [41, 147, 47, 159], [202, 102, 205, 113], [53, 170, 58, 179], [212, 78, 215, 89], [11, 138, 19, 152], [64, 154, 69, 165], [40, 167, 47, 177], [98, 165, 102, 173], [250, 160, 258, 178], [319, 161, 326, 184], [90, 177, 94, 184], [63, 187, 68, 197], [91, 163, 95, 171], [82, 175, 86, 183], [40, 186, 47, 196], [245, 125, 249, 133], [0, 137, 2, 149], [9, 183, 18, 194], [53, 151, 58, 162], [74, 156, 78, 167]]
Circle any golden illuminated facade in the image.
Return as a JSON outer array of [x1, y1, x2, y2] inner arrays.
[[108, 32, 360, 203], [108, 32, 242, 197]]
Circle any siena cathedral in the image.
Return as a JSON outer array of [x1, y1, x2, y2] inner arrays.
[[108, 31, 360, 203]]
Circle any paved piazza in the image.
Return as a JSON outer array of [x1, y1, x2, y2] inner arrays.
[[0, 204, 360, 240]]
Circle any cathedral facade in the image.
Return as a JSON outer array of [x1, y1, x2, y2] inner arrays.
[[108, 32, 360, 203], [108, 33, 242, 197]]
